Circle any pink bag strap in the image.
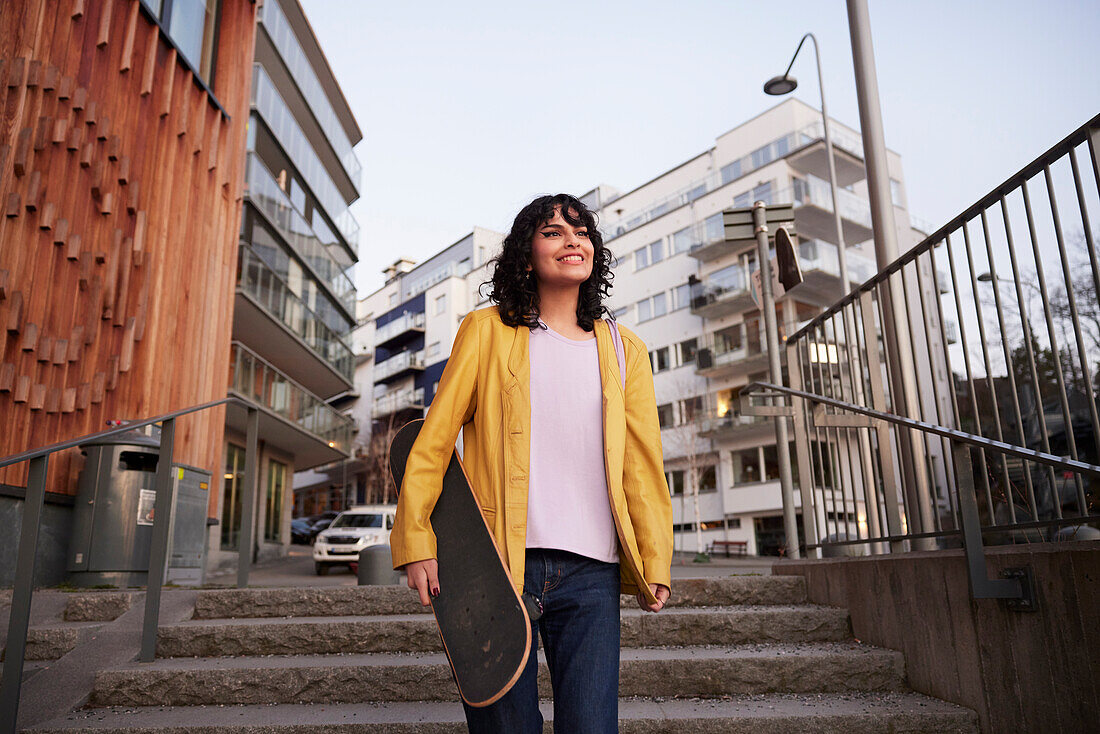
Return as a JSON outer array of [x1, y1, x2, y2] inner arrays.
[[607, 319, 626, 390]]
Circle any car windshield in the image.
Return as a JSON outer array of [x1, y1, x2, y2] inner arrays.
[[330, 513, 384, 529]]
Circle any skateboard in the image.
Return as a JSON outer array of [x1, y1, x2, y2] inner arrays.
[[388, 419, 532, 707]]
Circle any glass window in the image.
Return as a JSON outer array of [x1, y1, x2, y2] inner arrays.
[[698, 465, 717, 492], [681, 395, 703, 422], [732, 447, 760, 484], [652, 347, 669, 373], [649, 240, 664, 264], [331, 513, 385, 528], [673, 283, 690, 310], [687, 184, 707, 202], [714, 324, 743, 354], [679, 337, 697, 365], [264, 459, 287, 542], [733, 192, 751, 209], [613, 306, 629, 320], [750, 144, 773, 169], [704, 213, 723, 243], [638, 298, 652, 322], [752, 181, 773, 205], [221, 444, 245, 550], [763, 445, 781, 481], [435, 294, 447, 315], [890, 178, 904, 208], [669, 470, 685, 496], [672, 227, 692, 254], [428, 341, 440, 357], [650, 202, 670, 219], [167, 0, 220, 82], [775, 135, 790, 157], [792, 176, 809, 204], [656, 403, 674, 428], [634, 246, 649, 270], [652, 292, 667, 318], [727, 517, 742, 529], [721, 160, 742, 185]]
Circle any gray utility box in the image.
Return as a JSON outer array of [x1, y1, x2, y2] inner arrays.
[[68, 431, 210, 588], [164, 464, 211, 586]]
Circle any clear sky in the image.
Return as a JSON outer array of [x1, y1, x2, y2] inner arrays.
[[299, 0, 1100, 299]]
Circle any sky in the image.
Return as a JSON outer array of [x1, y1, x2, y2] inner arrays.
[[298, 0, 1100, 300]]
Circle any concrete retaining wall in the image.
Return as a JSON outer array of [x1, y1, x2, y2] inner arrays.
[[774, 540, 1099, 734]]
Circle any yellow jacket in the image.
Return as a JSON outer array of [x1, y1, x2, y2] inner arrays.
[[390, 306, 673, 606]]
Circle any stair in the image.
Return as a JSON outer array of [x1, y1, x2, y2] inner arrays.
[[25, 576, 979, 732]]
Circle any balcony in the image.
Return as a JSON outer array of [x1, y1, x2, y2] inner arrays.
[[245, 154, 356, 317], [374, 349, 425, 384], [689, 265, 753, 319], [696, 410, 774, 441], [791, 175, 874, 246], [372, 387, 425, 419], [235, 245, 354, 398], [786, 121, 866, 188], [787, 239, 878, 305], [227, 342, 353, 470], [375, 311, 426, 351], [696, 326, 768, 380]]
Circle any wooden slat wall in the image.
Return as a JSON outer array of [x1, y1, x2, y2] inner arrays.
[[0, 0, 258, 505]]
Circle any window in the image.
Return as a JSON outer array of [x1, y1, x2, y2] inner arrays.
[[634, 246, 649, 270], [733, 192, 751, 209], [681, 395, 703, 423], [720, 160, 742, 184], [389, 293, 398, 306], [763, 445, 781, 481], [612, 306, 629, 321], [264, 459, 287, 542], [652, 292, 667, 318], [752, 181, 773, 205], [704, 213, 723, 243], [679, 337, 697, 365], [698, 465, 717, 492], [750, 143, 773, 169], [687, 184, 707, 202], [668, 470, 685, 496], [726, 517, 742, 529], [672, 227, 692, 254], [637, 298, 652, 322], [714, 324, 743, 354], [657, 403, 674, 428], [650, 202, 671, 219], [144, 0, 222, 84], [221, 444, 245, 550], [673, 283, 690, 311], [732, 447, 760, 484], [649, 240, 664, 264], [792, 176, 809, 204], [435, 294, 447, 315], [428, 341, 440, 357], [890, 178, 904, 208], [651, 347, 669, 373]]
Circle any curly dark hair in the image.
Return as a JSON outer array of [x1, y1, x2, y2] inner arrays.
[[481, 193, 616, 332]]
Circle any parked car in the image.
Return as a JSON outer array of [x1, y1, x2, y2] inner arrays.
[[290, 518, 314, 545], [313, 505, 397, 575]]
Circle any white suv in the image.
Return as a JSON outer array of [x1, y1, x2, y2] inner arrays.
[[312, 505, 396, 575]]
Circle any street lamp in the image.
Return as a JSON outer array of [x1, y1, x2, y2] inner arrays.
[[764, 32, 851, 298]]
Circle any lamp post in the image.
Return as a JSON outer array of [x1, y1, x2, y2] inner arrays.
[[764, 32, 851, 297]]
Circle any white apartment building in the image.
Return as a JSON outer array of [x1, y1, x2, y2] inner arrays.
[[336, 98, 951, 555]]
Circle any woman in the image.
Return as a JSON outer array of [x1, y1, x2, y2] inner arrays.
[[391, 193, 673, 733]]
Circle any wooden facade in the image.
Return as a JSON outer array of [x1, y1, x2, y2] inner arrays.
[[0, 0, 258, 510]]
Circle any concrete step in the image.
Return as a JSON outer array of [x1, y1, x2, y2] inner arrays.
[[90, 642, 906, 707], [28, 693, 979, 732], [2, 621, 105, 661], [156, 604, 850, 657], [191, 576, 807, 619]]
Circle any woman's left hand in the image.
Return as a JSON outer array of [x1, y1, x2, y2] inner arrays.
[[637, 583, 670, 613]]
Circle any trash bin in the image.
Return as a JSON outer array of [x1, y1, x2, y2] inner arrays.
[[67, 430, 163, 587]]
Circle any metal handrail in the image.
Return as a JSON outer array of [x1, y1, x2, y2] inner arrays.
[[790, 110, 1100, 343], [0, 397, 266, 734]]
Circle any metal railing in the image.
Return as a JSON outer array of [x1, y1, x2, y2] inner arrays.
[[0, 398, 269, 733], [752, 113, 1100, 597], [372, 387, 425, 419]]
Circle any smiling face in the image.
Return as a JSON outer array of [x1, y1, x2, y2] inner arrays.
[[527, 205, 594, 290]]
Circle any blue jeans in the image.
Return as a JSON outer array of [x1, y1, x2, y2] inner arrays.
[[462, 547, 620, 734]]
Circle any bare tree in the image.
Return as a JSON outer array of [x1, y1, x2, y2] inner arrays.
[[659, 373, 716, 559]]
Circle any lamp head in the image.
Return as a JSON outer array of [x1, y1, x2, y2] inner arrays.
[[764, 75, 798, 96], [976, 272, 994, 282]]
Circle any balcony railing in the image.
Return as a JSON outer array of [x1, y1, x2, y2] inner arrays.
[[689, 264, 750, 317], [372, 387, 425, 418], [257, 0, 362, 187], [374, 311, 426, 347], [374, 349, 425, 382], [245, 155, 356, 315], [230, 342, 353, 453], [797, 239, 878, 284], [237, 246, 355, 382], [251, 64, 360, 252], [696, 409, 771, 437]]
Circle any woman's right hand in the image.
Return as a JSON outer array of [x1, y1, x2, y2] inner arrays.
[[403, 558, 439, 606]]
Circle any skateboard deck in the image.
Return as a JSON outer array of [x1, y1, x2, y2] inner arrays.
[[388, 419, 531, 707]]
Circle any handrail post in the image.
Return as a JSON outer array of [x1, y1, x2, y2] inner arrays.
[[0, 454, 48, 734], [237, 407, 260, 588], [140, 418, 177, 662]]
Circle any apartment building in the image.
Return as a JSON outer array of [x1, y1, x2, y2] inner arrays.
[[214, 0, 363, 568]]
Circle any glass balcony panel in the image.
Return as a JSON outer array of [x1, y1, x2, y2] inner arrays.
[[246, 155, 356, 315], [257, 0, 362, 186], [230, 342, 354, 453], [374, 311, 426, 346], [251, 64, 360, 252], [237, 245, 355, 382]]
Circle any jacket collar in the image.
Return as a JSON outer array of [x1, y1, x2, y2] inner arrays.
[[506, 317, 623, 398]]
